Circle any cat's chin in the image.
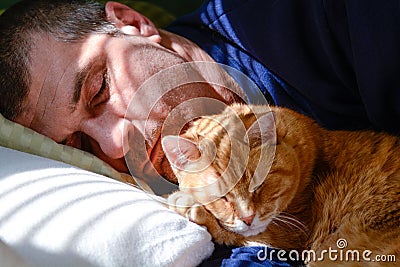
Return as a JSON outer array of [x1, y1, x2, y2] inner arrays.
[[240, 226, 268, 237], [226, 216, 270, 237]]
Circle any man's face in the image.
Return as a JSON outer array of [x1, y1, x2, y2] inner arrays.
[[15, 31, 237, 182]]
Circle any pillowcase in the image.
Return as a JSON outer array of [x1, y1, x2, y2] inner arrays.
[[0, 146, 214, 267], [0, 112, 128, 183]]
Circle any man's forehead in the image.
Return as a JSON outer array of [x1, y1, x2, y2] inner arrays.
[[14, 34, 79, 129], [17, 36, 63, 117], [16, 33, 112, 133]]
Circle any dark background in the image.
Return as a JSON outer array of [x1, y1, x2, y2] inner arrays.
[[0, 0, 203, 17]]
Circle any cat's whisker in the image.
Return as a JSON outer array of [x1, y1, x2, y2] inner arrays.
[[280, 217, 308, 237], [278, 214, 307, 230], [279, 213, 308, 232], [272, 216, 296, 231], [273, 215, 309, 237], [271, 221, 280, 228]]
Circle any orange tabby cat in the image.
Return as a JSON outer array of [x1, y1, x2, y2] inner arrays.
[[163, 103, 399, 266]]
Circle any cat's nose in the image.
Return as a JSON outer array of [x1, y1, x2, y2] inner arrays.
[[241, 214, 255, 226]]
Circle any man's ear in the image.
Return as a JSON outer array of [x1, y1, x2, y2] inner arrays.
[[105, 1, 161, 42]]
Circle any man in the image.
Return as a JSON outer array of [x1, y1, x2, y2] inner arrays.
[[1, 0, 400, 183], [0, 0, 248, 184]]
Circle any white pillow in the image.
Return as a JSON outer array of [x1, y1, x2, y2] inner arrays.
[[0, 146, 214, 267]]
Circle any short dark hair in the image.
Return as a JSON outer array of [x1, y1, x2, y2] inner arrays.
[[0, 0, 118, 120]]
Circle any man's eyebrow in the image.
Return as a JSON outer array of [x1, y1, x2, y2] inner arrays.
[[70, 56, 106, 111]]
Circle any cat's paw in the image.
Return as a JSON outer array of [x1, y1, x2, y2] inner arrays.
[[168, 191, 211, 224], [188, 205, 246, 246], [167, 191, 198, 218]]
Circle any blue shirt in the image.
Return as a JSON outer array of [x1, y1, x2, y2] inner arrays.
[[167, 0, 400, 134]]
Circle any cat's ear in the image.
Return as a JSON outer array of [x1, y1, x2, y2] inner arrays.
[[161, 135, 201, 171], [245, 111, 276, 146], [246, 111, 276, 192]]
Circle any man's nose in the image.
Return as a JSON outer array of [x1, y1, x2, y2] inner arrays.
[[83, 117, 134, 159]]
